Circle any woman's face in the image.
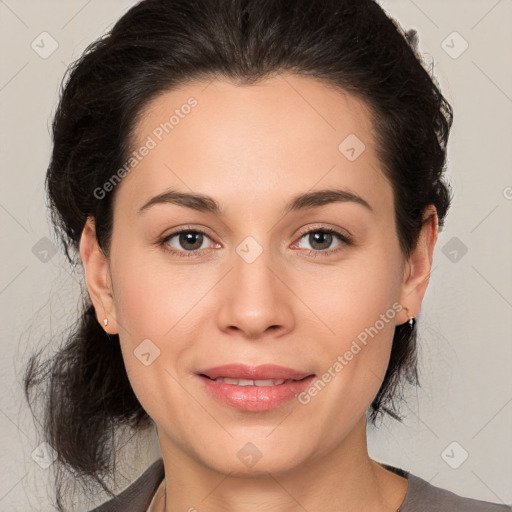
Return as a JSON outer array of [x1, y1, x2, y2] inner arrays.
[[83, 74, 435, 476]]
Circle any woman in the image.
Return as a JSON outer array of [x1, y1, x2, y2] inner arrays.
[[24, 0, 510, 511]]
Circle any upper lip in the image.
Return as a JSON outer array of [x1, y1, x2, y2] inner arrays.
[[198, 364, 313, 381]]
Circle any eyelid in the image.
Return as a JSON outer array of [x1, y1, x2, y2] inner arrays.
[[294, 223, 353, 242], [159, 224, 217, 242]]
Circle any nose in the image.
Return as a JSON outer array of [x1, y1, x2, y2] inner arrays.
[[216, 247, 295, 340]]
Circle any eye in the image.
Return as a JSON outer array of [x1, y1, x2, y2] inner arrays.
[[158, 226, 352, 259], [294, 227, 351, 257], [160, 229, 218, 258]]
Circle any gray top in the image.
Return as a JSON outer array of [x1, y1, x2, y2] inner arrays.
[[91, 458, 511, 512]]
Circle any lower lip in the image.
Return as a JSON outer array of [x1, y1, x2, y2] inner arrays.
[[198, 375, 316, 412]]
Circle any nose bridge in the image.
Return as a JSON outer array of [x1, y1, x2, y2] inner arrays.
[[216, 236, 293, 337]]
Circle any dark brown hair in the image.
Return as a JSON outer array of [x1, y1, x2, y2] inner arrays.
[[24, 0, 452, 508]]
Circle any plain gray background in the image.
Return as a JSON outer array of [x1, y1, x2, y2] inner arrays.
[[1, 0, 511, 510]]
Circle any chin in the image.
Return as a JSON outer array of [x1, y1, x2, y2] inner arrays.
[[192, 435, 315, 478]]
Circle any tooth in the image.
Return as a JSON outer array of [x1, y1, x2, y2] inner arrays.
[[254, 379, 274, 386], [213, 377, 287, 386], [220, 378, 239, 385], [236, 379, 254, 386], [214, 377, 255, 385], [254, 379, 284, 386]]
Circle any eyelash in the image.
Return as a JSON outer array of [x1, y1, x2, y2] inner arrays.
[[158, 226, 352, 259]]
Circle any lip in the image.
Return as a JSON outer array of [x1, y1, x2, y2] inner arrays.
[[196, 364, 315, 412]]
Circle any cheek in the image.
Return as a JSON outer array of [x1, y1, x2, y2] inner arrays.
[[108, 248, 223, 406], [110, 249, 209, 341], [300, 245, 402, 344], [110, 264, 199, 428], [296, 246, 403, 411]]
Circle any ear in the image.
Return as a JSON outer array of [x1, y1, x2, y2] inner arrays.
[[396, 205, 439, 325], [79, 217, 118, 334]]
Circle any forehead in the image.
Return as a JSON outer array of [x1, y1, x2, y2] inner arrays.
[[115, 73, 392, 218]]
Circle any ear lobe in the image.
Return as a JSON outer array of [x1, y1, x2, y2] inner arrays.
[[79, 217, 118, 333], [397, 205, 439, 325]]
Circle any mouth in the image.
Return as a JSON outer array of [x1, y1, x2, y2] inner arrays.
[[196, 364, 316, 411], [200, 375, 307, 386]]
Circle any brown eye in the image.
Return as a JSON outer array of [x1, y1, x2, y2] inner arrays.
[[306, 231, 334, 251], [176, 232, 205, 251], [161, 230, 214, 257], [296, 229, 348, 254]]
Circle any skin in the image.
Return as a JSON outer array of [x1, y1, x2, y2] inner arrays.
[[80, 74, 438, 512]]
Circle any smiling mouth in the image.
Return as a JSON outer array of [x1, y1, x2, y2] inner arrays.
[[199, 375, 311, 386], [197, 372, 316, 412]]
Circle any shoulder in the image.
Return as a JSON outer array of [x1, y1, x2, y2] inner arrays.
[[90, 458, 165, 512], [387, 465, 511, 512]]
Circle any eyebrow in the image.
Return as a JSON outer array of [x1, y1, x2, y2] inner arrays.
[[138, 187, 373, 216]]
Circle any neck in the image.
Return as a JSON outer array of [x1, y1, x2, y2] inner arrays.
[[157, 416, 407, 512]]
